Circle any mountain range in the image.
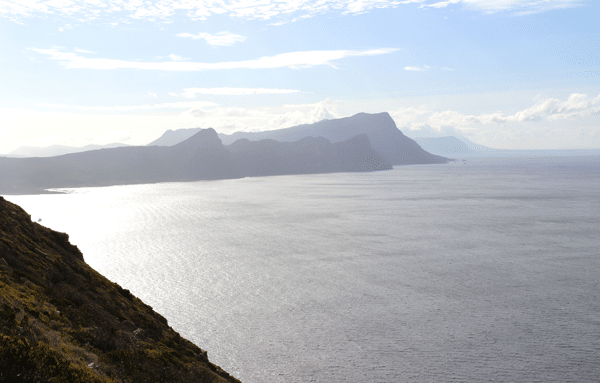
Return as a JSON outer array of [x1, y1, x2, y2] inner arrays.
[[0, 128, 392, 194], [150, 112, 448, 166]]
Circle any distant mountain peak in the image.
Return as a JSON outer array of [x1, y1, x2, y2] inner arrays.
[[147, 127, 203, 147], [174, 128, 224, 150], [141, 112, 447, 166], [219, 112, 445, 165]]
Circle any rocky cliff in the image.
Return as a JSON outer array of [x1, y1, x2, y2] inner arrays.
[[0, 196, 240, 382]]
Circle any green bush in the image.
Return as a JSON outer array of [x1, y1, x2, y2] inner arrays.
[[0, 335, 109, 383]]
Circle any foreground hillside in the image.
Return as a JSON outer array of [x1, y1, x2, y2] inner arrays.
[[0, 196, 240, 382]]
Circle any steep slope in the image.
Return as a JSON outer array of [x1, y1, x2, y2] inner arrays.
[[147, 128, 203, 147], [226, 134, 391, 176], [219, 112, 448, 165], [0, 196, 239, 382]]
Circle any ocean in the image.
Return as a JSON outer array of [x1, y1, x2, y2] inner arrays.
[[6, 154, 600, 382]]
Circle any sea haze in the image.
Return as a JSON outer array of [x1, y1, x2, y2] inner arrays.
[[7, 155, 600, 382]]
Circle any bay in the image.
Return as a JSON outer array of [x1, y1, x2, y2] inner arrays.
[[7, 155, 600, 382]]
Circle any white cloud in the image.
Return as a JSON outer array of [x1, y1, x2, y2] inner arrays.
[[169, 54, 189, 61], [393, 93, 600, 149], [417, 93, 600, 127], [421, 0, 583, 14], [421, 0, 461, 9], [401, 123, 468, 138], [520, 93, 600, 122], [3, 93, 600, 153], [181, 87, 301, 97], [427, 109, 480, 126], [404, 65, 430, 71], [31, 47, 399, 71], [0, 0, 589, 25], [39, 101, 219, 111], [342, 0, 426, 14], [177, 31, 246, 46], [389, 106, 432, 124], [281, 98, 340, 122], [2, 0, 412, 22], [0, 0, 583, 24], [465, 0, 583, 14], [180, 98, 341, 134]]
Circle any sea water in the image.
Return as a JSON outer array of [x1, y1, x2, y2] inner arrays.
[[7, 155, 600, 382]]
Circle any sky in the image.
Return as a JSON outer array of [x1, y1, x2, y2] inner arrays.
[[1, 0, 599, 153]]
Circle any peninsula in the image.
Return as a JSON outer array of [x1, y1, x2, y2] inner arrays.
[[0, 128, 392, 195]]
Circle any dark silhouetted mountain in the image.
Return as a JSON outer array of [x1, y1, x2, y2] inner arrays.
[[0, 196, 240, 382], [0, 128, 239, 194], [147, 128, 203, 147], [0, 128, 391, 194], [219, 112, 448, 165], [227, 134, 391, 177], [143, 113, 447, 165], [413, 136, 497, 156], [6, 143, 131, 158]]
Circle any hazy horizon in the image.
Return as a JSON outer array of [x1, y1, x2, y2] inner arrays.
[[1, 0, 599, 153]]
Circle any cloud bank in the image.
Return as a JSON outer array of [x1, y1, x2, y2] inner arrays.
[[0, 0, 586, 23], [181, 98, 341, 134], [31, 48, 398, 71], [0, 99, 341, 153], [181, 87, 301, 97], [4, 94, 600, 152], [176, 31, 246, 46], [393, 93, 600, 149], [39, 101, 219, 111], [421, 0, 583, 14]]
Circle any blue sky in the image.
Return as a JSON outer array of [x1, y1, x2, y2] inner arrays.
[[1, 0, 599, 152]]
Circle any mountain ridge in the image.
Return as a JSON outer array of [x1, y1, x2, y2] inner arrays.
[[146, 113, 448, 165], [218, 112, 447, 165], [147, 128, 203, 147], [0, 128, 391, 195]]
